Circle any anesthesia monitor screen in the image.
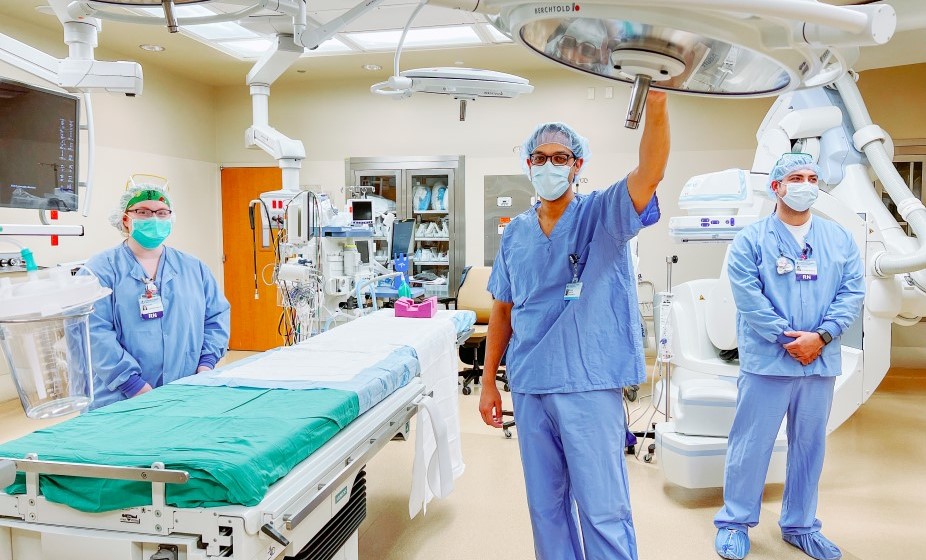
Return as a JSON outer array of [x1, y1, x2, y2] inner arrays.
[[350, 199, 374, 224], [0, 78, 80, 212]]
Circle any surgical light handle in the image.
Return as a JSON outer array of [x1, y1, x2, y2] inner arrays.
[[625, 74, 651, 130]]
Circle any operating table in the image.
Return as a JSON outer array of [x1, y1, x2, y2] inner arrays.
[[0, 309, 474, 560]]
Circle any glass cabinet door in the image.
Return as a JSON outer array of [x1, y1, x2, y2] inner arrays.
[[352, 169, 401, 265], [407, 169, 454, 297]]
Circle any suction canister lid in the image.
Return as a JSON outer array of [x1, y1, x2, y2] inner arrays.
[[0, 268, 111, 321]]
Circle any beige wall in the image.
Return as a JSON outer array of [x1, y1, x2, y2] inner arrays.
[[215, 70, 772, 291], [857, 64, 926, 142], [0, 18, 221, 401]]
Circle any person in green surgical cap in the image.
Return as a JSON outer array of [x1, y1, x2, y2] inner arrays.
[[80, 175, 230, 409]]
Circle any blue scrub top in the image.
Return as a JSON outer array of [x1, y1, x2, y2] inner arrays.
[[728, 214, 864, 377], [82, 243, 231, 409], [488, 177, 659, 394]]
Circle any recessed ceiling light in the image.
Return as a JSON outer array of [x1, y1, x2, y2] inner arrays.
[[139, 44, 166, 52], [362, 64, 382, 71], [454, 61, 465, 66]]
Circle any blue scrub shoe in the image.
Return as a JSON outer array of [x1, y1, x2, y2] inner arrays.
[[783, 532, 842, 560], [715, 528, 750, 559]]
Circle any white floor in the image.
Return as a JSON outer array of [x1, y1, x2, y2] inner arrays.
[[1, 364, 923, 559]]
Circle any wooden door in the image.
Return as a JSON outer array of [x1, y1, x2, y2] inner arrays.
[[221, 167, 282, 351]]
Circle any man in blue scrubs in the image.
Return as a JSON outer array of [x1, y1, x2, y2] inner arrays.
[[83, 178, 231, 409], [479, 92, 669, 560], [713, 153, 865, 560]]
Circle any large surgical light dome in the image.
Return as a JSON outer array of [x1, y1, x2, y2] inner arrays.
[[518, 16, 793, 96]]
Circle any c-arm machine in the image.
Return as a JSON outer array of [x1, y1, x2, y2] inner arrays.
[[657, 74, 926, 489]]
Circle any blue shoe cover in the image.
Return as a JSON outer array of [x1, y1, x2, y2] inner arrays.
[[715, 528, 750, 559], [783, 532, 842, 560]]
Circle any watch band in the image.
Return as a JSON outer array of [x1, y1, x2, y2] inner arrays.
[[816, 328, 833, 345]]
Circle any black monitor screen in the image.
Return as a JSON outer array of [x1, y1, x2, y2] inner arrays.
[[0, 78, 80, 212], [351, 199, 373, 222], [392, 219, 415, 259]]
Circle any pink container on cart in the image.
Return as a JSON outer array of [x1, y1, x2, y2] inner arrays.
[[394, 297, 438, 318]]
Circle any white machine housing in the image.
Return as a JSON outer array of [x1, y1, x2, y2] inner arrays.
[[669, 169, 765, 243], [657, 81, 923, 488]]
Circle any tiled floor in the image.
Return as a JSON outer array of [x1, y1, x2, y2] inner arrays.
[[1, 361, 923, 559]]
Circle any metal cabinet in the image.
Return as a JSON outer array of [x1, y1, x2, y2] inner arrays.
[[346, 156, 465, 297], [483, 174, 535, 266]]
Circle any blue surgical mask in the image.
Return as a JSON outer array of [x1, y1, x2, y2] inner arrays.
[[130, 218, 172, 249], [780, 181, 818, 212], [531, 162, 572, 201]]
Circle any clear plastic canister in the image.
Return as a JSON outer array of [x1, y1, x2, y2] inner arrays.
[[0, 267, 110, 419], [0, 306, 94, 419]]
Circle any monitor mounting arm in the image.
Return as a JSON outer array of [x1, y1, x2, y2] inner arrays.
[[244, 34, 306, 192], [0, 0, 142, 95]]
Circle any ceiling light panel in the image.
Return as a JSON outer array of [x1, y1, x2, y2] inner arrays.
[[345, 25, 483, 51], [184, 21, 260, 41], [308, 4, 481, 33], [302, 38, 354, 55], [215, 38, 274, 58], [130, 2, 265, 36]]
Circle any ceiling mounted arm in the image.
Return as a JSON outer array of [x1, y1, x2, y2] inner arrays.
[[245, 34, 307, 191]]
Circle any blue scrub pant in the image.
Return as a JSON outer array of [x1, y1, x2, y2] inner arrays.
[[714, 372, 835, 536], [512, 390, 637, 560]]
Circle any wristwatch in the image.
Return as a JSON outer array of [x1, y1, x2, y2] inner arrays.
[[816, 328, 833, 345]]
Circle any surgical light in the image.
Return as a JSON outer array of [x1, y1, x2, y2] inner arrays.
[[371, 67, 534, 120], [429, 0, 896, 128], [370, 0, 533, 119]]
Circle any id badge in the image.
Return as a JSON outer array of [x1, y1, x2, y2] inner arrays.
[[795, 259, 818, 281], [564, 281, 583, 300], [139, 295, 165, 320]]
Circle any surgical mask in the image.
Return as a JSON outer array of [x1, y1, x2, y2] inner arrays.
[[779, 181, 818, 212], [130, 218, 172, 249], [531, 162, 572, 201]]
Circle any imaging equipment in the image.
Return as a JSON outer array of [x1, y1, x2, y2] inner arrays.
[[0, 78, 79, 212], [654, 75, 926, 489]]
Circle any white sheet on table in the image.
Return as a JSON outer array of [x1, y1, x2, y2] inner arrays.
[[210, 342, 402, 382]]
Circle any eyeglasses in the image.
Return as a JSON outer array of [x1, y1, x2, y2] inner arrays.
[[127, 208, 172, 219], [558, 35, 601, 61], [529, 153, 575, 166]]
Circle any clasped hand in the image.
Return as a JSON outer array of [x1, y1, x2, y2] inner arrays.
[[782, 330, 825, 366]]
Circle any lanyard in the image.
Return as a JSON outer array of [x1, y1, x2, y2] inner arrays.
[[568, 253, 580, 283]]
